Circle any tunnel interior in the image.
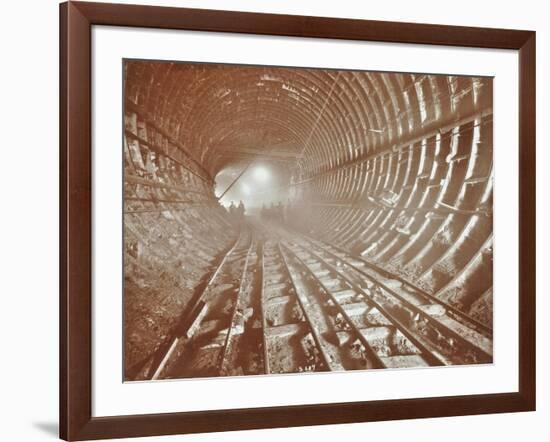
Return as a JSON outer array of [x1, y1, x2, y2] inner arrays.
[[123, 60, 493, 380]]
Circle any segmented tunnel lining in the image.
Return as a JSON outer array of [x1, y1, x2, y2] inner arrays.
[[123, 60, 493, 380]]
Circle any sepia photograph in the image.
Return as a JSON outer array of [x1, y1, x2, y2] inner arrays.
[[123, 60, 493, 382]]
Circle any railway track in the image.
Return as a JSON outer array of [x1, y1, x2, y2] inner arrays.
[[218, 235, 265, 377], [261, 239, 331, 374], [148, 228, 259, 379], [261, 234, 438, 373], [142, 224, 493, 381], [281, 236, 493, 367], [307, 237, 493, 339]]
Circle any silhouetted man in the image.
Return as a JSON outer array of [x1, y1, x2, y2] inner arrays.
[[238, 200, 245, 219], [228, 201, 237, 219]]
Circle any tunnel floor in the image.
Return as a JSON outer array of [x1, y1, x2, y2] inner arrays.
[[128, 218, 493, 381]]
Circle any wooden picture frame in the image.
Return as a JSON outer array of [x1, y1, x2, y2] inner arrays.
[[60, 1, 536, 440]]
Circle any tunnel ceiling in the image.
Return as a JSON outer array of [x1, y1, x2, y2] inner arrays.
[[124, 61, 492, 183]]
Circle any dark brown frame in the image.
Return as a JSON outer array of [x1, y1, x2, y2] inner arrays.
[[60, 1, 536, 440]]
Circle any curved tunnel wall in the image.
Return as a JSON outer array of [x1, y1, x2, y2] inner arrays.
[[123, 60, 493, 373]]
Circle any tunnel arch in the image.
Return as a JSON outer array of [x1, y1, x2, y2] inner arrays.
[[123, 60, 493, 377]]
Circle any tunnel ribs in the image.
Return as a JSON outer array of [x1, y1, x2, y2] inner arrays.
[[292, 116, 492, 323], [123, 105, 238, 380], [124, 61, 493, 378], [125, 101, 213, 183]]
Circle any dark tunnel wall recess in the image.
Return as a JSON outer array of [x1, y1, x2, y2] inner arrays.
[[123, 60, 493, 381]]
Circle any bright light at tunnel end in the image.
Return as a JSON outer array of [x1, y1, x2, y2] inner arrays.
[[252, 165, 271, 182]]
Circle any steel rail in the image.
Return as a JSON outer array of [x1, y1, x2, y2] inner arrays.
[[301, 234, 492, 338], [292, 239, 492, 363], [149, 230, 245, 380], [282, 241, 449, 367], [259, 241, 271, 374], [279, 243, 389, 369], [219, 231, 256, 374], [276, 243, 340, 372]]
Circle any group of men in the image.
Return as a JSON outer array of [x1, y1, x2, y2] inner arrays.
[[260, 202, 286, 224], [225, 200, 291, 225], [227, 200, 246, 221]]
